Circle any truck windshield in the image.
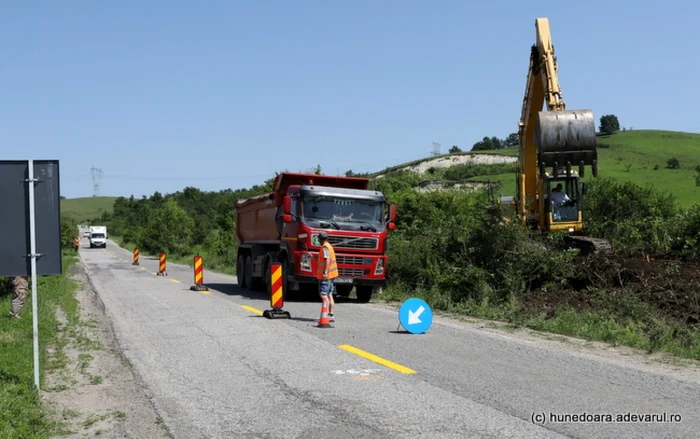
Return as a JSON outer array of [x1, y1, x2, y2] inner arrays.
[[301, 196, 385, 230], [91, 233, 105, 239]]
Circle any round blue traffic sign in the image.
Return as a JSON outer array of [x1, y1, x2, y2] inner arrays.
[[398, 298, 433, 334]]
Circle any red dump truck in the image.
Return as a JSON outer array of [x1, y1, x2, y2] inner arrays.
[[235, 172, 396, 303]]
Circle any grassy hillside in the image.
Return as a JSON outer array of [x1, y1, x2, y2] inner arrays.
[[380, 130, 700, 207], [588, 130, 700, 206], [61, 196, 118, 223]]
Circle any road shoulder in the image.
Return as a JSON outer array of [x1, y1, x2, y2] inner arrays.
[[42, 257, 171, 438]]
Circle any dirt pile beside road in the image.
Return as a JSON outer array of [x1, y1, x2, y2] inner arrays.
[[523, 252, 700, 327]]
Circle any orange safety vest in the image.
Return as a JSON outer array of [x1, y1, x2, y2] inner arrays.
[[316, 241, 338, 280]]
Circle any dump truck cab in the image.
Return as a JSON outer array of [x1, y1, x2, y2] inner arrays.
[[279, 183, 395, 302]]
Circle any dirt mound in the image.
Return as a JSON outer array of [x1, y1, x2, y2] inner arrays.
[[524, 253, 700, 326]]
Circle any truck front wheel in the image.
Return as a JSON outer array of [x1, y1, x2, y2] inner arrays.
[[355, 286, 373, 303]]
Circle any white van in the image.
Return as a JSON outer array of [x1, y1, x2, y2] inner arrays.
[[89, 226, 108, 248]]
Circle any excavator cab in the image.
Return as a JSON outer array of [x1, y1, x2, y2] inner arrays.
[[540, 172, 584, 232]]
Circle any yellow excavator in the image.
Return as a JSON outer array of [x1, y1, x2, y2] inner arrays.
[[509, 17, 610, 254]]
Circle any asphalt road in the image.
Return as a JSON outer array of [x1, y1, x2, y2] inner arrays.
[[77, 234, 700, 438]]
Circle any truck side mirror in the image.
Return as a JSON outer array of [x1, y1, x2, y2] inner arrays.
[[389, 204, 396, 222], [387, 222, 396, 231], [582, 183, 589, 196], [282, 214, 292, 223], [283, 196, 291, 214]]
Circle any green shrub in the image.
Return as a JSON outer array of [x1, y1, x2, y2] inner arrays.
[[385, 186, 574, 306], [582, 178, 677, 254]]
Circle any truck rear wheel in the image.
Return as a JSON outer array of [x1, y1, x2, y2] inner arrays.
[[244, 256, 253, 289], [236, 255, 246, 288], [355, 286, 373, 303]]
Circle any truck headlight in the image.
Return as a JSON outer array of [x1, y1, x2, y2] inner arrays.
[[374, 258, 384, 275], [300, 253, 311, 271]]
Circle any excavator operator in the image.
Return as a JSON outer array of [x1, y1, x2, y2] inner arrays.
[[550, 184, 570, 206]]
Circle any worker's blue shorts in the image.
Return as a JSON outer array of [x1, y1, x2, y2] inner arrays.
[[318, 279, 333, 296]]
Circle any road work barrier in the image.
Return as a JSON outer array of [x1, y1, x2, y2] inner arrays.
[[317, 294, 332, 328], [263, 263, 291, 319], [132, 247, 140, 265], [157, 252, 167, 276], [190, 255, 209, 291]]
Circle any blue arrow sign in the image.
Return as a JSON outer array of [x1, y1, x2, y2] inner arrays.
[[398, 298, 433, 334]]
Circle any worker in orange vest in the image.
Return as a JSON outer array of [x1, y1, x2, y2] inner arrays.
[[73, 236, 80, 252], [316, 231, 338, 322]]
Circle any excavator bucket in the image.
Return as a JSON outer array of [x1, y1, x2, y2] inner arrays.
[[535, 109, 598, 176]]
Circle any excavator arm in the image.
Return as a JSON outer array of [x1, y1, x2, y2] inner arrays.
[[516, 17, 598, 223]]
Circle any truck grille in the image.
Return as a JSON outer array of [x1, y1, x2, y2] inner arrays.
[[338, 268, 369, 277], [336, 256, 371, 265], [327, 235, 378, 250]]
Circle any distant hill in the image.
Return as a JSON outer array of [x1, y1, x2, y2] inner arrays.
[[59, 131, 699, 220], [61, 196, 118, 223], [373, 130, 700, 207]]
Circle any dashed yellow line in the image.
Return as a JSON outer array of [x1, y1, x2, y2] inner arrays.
[[338, 344, 417, 374], [240, 305, 263, 316], [170, 279, 181, 284]]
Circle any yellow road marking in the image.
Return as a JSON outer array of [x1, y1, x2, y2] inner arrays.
[[200, 291, 211, 295], [241, 305, 263, 316], [140, 267, 146, 270], [338, 344, 417, 374], [170, 279, 181, 284]]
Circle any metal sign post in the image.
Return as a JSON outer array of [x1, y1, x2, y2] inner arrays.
[[27, 159, 41, 389]]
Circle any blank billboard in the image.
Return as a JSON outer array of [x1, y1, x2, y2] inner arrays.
[[0, 160, 62, 277]]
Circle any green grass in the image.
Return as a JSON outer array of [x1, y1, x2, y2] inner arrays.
[[379, 284, 700, 363], [380, 130, 700, 207], [586, 130, 700, 207], [61, 197, 118, 224], [0, 251, 80, 438]]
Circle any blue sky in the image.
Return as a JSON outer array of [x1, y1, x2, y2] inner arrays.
[[1, 0, 698, 199]]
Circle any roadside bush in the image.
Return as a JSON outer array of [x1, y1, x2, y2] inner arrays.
[[669, 203, 700, 260], [582, 178, 677, 254], [60, 214, 78, 249], [386, 187, 575, 306]]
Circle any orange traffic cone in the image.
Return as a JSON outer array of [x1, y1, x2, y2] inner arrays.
[[317, 295, 333, 328]]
